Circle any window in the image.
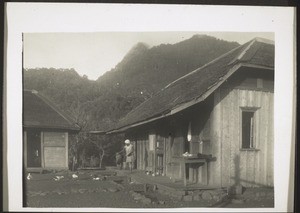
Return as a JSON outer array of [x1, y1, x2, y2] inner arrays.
[[185, 122, 192, 152], [242, 111, 255, 149], [149, 133, 156, 151]]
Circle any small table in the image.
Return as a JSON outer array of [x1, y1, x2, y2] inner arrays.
[[181, 157, 209, 187]]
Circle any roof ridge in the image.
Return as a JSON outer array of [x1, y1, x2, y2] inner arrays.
[[164, 37, 274, 90], [253, 37, 274, 45], [164, 43, 245, 89], [226, 39, 257, 66], [228, 37, 274, 65], [236, 39, 256, 60]]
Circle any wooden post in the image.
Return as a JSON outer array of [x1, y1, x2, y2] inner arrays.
[[163, 137, 166, 175], [24, 131, 27, 169], [202, 161, 208, 185], [183, 161, 187, 187], [65, 132, 68, 169], [41, 131, 44, 168]]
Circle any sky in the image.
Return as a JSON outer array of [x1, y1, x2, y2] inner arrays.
[[24, 32, 274, 80]]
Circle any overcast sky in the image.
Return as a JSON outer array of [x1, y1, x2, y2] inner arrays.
[[24, 32, 274, 80]]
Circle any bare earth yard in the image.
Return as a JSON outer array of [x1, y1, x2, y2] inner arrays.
[[24, 169, 274, 209]]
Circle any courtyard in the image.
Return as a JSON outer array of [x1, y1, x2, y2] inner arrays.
[[24, 168, 274, 209]]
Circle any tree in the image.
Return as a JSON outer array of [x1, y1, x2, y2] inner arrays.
[[89, 136, 106, 168], [68, 93, 89, 170]]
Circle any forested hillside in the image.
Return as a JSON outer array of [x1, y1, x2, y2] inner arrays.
[[24, 35, 240, 131]]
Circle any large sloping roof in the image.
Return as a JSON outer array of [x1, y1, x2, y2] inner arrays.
[[24, 90, 80, 130], [109, 37, 274, 133]]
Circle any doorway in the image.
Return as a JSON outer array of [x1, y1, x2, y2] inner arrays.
[[27, 131, 41, 167]]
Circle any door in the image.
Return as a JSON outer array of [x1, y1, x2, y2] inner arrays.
[[153, 134, 167, 175], [27, 131, 41, 167]]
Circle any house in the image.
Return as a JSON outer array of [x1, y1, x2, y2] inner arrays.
[[108, 38, 274, 188], [23, 90, 80, 172]]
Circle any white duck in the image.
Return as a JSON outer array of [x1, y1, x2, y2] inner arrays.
[[27, 173, 32, 180]]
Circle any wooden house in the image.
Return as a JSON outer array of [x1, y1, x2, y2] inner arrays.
[[108, 38, 274, 188], [23, 90, 80, 172]]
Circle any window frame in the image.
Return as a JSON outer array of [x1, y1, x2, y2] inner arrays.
[[240, 107, 260, 151], [148, 132, 156, 151]]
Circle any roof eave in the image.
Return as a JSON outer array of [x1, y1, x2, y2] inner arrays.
[[107, 113, 171, 134]]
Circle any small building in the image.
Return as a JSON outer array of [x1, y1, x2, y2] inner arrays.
[[108, 38, 274, 188], [23, 90, 80, 172]]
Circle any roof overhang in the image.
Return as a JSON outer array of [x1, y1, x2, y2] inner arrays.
[[107, 62, 273, 134]]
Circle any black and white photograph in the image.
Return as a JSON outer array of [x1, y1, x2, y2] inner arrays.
[[4, 3, 295, 212], [22, 32, 275, 209]]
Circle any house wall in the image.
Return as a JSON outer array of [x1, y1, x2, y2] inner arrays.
[[165, 109, 213, 181], [129, 67, 274, 187], [128, 103, 213, 182], [128, 122, 186, 179], [165, 125, 185, 180], [42, 131, 68, 168], [24, 129, 69, 170], [210, 85, 274, 187], [135, 136, 149, 170]]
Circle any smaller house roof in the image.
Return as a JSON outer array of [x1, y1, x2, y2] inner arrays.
[[108, 37, 274, 133], [23, 90, 80, 131]]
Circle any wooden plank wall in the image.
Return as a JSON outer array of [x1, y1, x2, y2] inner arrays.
[[170, 129, 185, 179], [134, 126, 184, 179], [43, 132, 68, 168], [136, 138, 149, 171], [136, 139, 143, 170], [209, 90, 222, 187], [211, 87, 274, 187]]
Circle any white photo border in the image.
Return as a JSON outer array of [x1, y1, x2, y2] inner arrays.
[[5, 3, 296, 212]]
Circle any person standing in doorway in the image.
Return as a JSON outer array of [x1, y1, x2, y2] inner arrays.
[[124, 139, 134, 172]]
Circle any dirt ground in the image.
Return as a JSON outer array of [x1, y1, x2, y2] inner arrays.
[[24, 169, 274, 209]]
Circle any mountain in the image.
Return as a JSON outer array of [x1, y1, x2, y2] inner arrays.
[[24, 35, 240, 131], [97, 35, 239, 99]]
